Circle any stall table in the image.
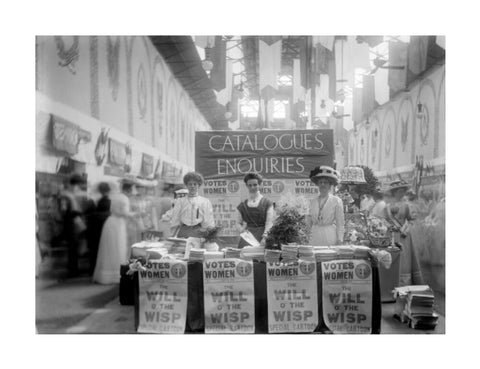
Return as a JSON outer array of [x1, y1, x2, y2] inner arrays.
[[132, 259, 382, 334]]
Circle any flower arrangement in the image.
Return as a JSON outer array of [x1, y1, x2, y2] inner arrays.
[[344, 212, 368, 244], [198, 225, 222, 243], [266, 194, 309, 249], [366, 216, 392, 247]]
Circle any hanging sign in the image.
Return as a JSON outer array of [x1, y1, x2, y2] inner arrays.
[[203, 259, 255, 333], [137, 260, 188, 334], [322, 259, 373, 334], [195, 129, 334, 180], [141, 153, 154, 177], [266, 260, 319, 333], [108, 138, 126, 167]]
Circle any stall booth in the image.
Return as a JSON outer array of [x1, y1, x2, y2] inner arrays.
[[125, 243, 382, 334]]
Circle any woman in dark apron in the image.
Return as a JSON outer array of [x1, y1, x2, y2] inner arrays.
[[236, 173, 274, 248]]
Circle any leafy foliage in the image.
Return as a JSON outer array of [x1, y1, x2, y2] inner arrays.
[[198, 226, 222, 243], [266, 206, 309, 249], [354, 165, 379, 197]]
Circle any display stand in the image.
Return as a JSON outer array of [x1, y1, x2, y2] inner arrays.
[[374, 246, 401, 302], [133, 257, 382, 334]]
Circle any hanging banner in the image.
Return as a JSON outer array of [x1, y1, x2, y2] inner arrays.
[[203, 259, 255, 333], [141, 153, 154, 177], [322, 259, 373, 334], [196, 129, 334, 180], [50, 114, 91, 156], [108, 138, 126, 167], [137, 260, 188, 334], [266, 260, 319, 333]]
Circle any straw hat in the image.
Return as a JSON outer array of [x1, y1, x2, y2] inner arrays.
[[383, 180, 410, 195], [309, 165, 340, 185]]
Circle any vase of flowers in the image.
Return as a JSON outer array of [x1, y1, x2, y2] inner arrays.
[[198, 225, 222, 251], [266, 193, 309, 249]]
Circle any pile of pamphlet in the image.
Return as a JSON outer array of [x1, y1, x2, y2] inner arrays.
[[204, 251, 224, 260], [393, 285, 439, 330], [188, 248, 205, 262], [298, 245, 315, 260], [314, 247, 337, 263], [264, 249, 282, 263], [223, 247, 242, 259], [281, 244, 299, 263]]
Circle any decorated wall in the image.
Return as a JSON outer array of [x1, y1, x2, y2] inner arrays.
[[36, 35, 210, 181], [346, 63, 445, 189]]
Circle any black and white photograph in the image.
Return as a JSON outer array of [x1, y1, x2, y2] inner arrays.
[[3, 0, 479, 368], [34, 33, 446, 335]]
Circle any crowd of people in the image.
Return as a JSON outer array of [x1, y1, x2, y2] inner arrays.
[[36, 165, 443, 288]]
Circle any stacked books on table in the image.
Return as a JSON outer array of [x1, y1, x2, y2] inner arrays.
[[264, 249, 282, 263], [188, 248, 205, 262], [336, 245, 355, 259], [167, 237, 187, 256], [204, 251, 224, 260], [223, 247, 242, 259], [240, 246, 265, 261], [281, 244, 299, 263], [298, 245, 315, 261], [131, 241, 170, 259], [313, 247, 337, 263], [393, 285, 439, 330]]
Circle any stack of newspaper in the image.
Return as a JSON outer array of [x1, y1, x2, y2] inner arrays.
[[264, 249, 282, 263], [298, 245, 315, 261], [281, 244, 299, 263], [188, 248, 205, 262], [313, 247, 337, 263], [223, 247, 242, 259], [393, 285, 439, 330], [335, 245, 355, 260], [204, 251, 224, 260]]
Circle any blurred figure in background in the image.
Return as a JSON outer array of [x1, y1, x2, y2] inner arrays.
[[384, 180, 423, 286], [85, 182, 111, 275], [369, 188, 387, 218], [359, 193, 375, 213], [58, 174, 89, 278], [142, 182, 158, 233], [93, 180, 136, 284], [159, 185, 188, 237]]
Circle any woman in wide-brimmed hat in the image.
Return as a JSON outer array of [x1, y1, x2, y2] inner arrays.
[[384, 180, 413, 225], [383, 179, 424, 286], [307, 166, 344, 246]]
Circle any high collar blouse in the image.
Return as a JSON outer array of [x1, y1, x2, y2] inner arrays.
[[170, 195, 215, 228]]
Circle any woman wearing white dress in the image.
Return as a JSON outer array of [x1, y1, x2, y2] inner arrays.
[[93, 181, 135, 284], [307, 166, 344, 246]]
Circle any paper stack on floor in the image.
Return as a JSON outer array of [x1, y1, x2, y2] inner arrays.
[[393, 285, 439, 330]]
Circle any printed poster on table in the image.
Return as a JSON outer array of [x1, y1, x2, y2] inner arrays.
[[137, 260, 188, 334], [203, 258, 255, 333], [322, 259, 373, 334], [266, 260, 319, 333]]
